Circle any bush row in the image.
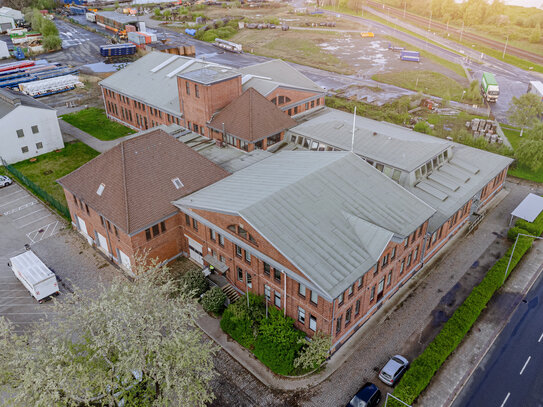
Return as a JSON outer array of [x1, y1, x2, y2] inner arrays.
[[391, 210, 543, 405]]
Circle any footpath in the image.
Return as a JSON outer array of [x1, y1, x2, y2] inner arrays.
[[59, 119, 136, 153]]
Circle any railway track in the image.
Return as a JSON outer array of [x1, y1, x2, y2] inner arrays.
[[365, 0, 543, 66]]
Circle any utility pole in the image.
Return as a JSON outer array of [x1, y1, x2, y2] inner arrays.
[[428, 9, 432, 32], [460, 20, 464, 43], [502, 34, 509, 59], [403, 0, 406, 18]]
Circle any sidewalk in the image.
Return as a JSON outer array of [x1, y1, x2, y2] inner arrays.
[[59, 119, 131, 153], [419, 237, 543, 406]]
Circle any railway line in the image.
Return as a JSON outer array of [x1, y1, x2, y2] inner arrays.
[[365, 0, 543, 66]]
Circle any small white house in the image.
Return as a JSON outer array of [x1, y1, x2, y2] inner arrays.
[[0, 88, 64, 164], [0, 40, 9, 59]]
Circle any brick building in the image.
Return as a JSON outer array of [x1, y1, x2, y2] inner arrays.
[[57, 129, 228, 272], [99, 52, 324, 150], [174, 151, 436, 351]]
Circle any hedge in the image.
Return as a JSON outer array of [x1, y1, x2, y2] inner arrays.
[[391, 209, 543, 405]]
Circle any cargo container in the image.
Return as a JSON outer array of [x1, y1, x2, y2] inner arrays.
[[528, 81, 543, 102], [481, 72, 499, 103], [19, 74, 83, 97], [214, 38, 242, 53], [85, 12, 96, 22], [400, 50, 420, 62], [100, 43, 136, 57]]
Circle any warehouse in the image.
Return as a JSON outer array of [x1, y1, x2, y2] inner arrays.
[[95, 11, 139, 33]]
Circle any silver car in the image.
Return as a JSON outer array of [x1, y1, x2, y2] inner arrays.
[[0, 175, 12, 188], [378, 355, 409, 386]]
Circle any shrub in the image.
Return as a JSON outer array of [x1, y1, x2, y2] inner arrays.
[[42, 35, 62, 51], [201, 286, 227, 314], [294, 332, 331, 371], [220, 294, 265, 349], [180, 269, 208, 298], [507, 226, 529, 241], [253, 307, 305, 375], [414, 121, 431, 134]]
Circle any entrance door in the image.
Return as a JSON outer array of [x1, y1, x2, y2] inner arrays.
[[96, 232, 109, 255], [76, 216, 93, 245], [186, 236, 203, 265], [118, 250, 131, 270]]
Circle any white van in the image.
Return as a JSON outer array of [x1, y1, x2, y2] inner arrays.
[[9, 250, 59, 303]]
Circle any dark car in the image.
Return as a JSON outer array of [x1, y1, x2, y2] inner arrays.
[[346, 382, 382, 407]]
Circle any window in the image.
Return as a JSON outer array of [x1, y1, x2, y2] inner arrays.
[[114, 225, 119, 238], [185, 214, 191, 226], [374, 262, 379, 276], [376, 163, 384, 172], [400, 259, 405, 274], [264, 262, 271, 276], [370, 286, 375, 301], [172, 178, 183, 189], [210, 229, 216, 241], [338, 292, 344, 305], [404, 238, 409, 248], [309, 315, 317, 331], [298, 307, 306, 324], [160, 221, 166, 233], [35, 142, 43, 149], [194, 124, 199, 133], [382, 254, 389, 267], [274, 292, 281, 308], [418, 225, 423, 238], [348, 285, 353, 297], [145, 228, 152, 241], [85, 203, 89, 215], [21, 146, 28, 153], [186, 81, 190, 95], [246, 272, 252, 288], [192, 218, 198, 231], [311, 100, 315, 108], [195, 84, 199, 98], [310, 290, 318, 305], [387, 271, 392, 286], [16, 129, 24, 138], [355, 299, 360, 315], [378, 278, 385, 295], [305, 102, 309, 110], [414, 247, 419, 261], [218, 234, 224, 247], [220, 255, 225, 263], [274, 268, 281, 282], [407, 253, 412, 267], [391, 247, 396, 260], [298, 283, 306, 297], [237, 267, 243, 281], [244, 250, 251, 264], [345, 307, 352, 326], [238, 226, 248, 239], [336, 316, 342, 333], [264, 284, 271, 301], [152, 224, 159, 236], [100, 216, 105, 227], [358, 276, 363, 288], [235, 245, 242, 258]]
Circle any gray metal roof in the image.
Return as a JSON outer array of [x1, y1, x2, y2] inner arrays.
[[175, 151, 435, 299], [99, 52, 212, 116], [177, 66, 239, 85], [511, 193, 543, 223], [239, 59, 324, 96], [0, 88, 53, 119], [406, 143, 513, 232], [95, 11, 139, 24], [288, 108, 451, 172]]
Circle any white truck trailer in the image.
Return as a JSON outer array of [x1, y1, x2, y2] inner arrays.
[[527, 81, 543, 101], [9, 250, 59, 302]]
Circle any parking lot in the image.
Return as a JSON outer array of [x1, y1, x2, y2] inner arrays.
[[0, 182, 122, 332]]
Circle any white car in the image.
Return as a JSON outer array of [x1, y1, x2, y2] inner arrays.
[[0, 175, 12, 188], [378, 355, 409, 386]]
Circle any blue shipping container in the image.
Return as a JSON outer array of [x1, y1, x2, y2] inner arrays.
[[100, 44, 136, 57], [400, 50, 420, 62], [185, 28, 196, 36]]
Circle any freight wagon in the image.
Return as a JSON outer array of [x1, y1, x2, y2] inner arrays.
[[400, 50, 420, 62], [100, 43, 136, 57], [213, 38, 242, 53]]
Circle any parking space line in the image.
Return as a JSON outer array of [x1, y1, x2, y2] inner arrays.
[[0, 187, 24, 199], [539, 332, 543, 343], [520, 356, 531, 375], [19, 214, 53, 229], [3, 201, 38, 216], [500, 392, 510, 407], [12, 208, 46, 221]]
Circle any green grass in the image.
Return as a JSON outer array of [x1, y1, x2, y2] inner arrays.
[[499, 125, 543, 182], [61, 108, 135, 141], [372, 70, 467, 101], [11, 142, 99, 205]]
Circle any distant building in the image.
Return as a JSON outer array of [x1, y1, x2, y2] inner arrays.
[[0, 40, 10, 58], [0, 88, 63, 164], [95, 11, 139, 33]]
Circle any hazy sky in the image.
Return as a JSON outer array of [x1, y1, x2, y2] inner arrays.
[[503, 0, 542, 6]]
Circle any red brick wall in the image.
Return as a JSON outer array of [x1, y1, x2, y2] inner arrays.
[[266, 87, 324, 116], [178, 76, 242, 137]]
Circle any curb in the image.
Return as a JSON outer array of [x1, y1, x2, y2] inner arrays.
[[444, 243, 543, 407]]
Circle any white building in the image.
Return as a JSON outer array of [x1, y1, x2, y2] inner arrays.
[[0, 88, 64, 164], [0, 40, 9, 58]]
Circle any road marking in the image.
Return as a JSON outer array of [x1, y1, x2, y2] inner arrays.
[[19, 214, 52, 228], [539, 332, 543, 343], [12, 207, 45, 221], [500, 392, 510, 407], [0, 195, 31, 207], [520, 356, 531, 375], [3, 201, 38, 216]]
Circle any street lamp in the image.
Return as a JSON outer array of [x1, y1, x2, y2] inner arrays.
[[503, 233, 543, 285], [502, 34, 509, 59], [385, 393, 412, 407]]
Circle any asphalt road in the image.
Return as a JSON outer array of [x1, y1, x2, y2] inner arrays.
[[453, 269, 543, 407]]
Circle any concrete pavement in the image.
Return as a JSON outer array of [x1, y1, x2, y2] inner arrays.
[[59, 119, 130, 153]]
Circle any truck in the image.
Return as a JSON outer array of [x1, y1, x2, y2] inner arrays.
[[400, 50, 420, 62], [527, 81, 543, 102], [8, 250, 59, 303], [481, 72, 499, 103], [85, 12, 96, 22]]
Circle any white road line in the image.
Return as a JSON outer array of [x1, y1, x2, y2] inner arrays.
[[19, 214, 52, 228], [12, 207, 45, 221], [500, 392, 510, 407], [0, 313, 47, 315], [0, 195, 31, 207], [520, 356, 531, 375], [3, 201, 38, 216], [539, 332, 543, 343], [0, 189, 25, 200]]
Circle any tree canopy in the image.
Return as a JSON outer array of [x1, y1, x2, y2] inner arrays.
[[515, 122, 543, 172], [0, 258, 217, 406], [507, 93, 543, 137]]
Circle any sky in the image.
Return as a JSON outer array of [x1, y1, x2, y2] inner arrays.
[[455, 0, 542, 7]]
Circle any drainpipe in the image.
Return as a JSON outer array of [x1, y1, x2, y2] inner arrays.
[[329, 298, 336, 353], [283, 270, 287, 317]]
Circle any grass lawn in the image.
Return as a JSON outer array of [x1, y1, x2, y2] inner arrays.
[[501, 125, 543, 183], [61, 107, 135, 141], [11, 142, 99, 205], [501, 126, 522, 150], [372, 70, 466, 101]]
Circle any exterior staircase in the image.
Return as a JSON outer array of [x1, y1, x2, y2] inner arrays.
[[221, 284, 241, 304]]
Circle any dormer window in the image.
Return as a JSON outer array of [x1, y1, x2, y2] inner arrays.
[[227, 224, 257, 245], [172, 178, 183, 189], [96, 183, 105, 196]]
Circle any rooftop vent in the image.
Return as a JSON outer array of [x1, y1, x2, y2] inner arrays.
[[172, 178, 184, 189], [96, 183, 105, 196]]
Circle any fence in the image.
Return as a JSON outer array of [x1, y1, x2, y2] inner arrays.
[[1, 158, 71, 220]]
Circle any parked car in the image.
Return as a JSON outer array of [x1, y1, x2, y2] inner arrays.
[[0, 175, 12, 187], [378, 355, 409, 386], [346, 382, 381, 407]]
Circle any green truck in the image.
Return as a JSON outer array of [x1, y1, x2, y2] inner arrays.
[[481, 72, 499, 103]]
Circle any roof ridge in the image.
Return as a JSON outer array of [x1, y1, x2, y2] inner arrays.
[[120, 141, 130, 233]]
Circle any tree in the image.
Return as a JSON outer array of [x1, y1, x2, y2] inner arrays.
[[42, 34, 62, 51], [0, 258, 217, 406], [294, 332, 332, 371], [530, 23, 541, 43], [163, 9, 172, 20], [507, 93, 543, 137], [154, 7, 162, 17], [515, 122, 543, 172], [180, 268, 209, 298], [201, 286, 227, 314]]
